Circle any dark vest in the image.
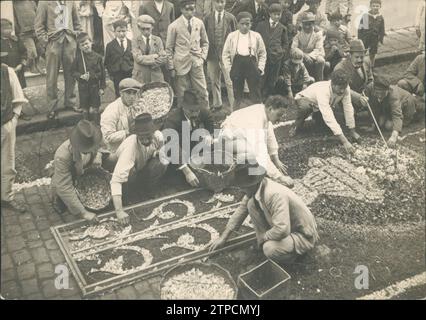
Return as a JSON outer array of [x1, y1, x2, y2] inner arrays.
[[1, 64, 14, 126]]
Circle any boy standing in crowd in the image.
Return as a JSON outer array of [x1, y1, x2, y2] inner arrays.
[[277, 47, 314, 98], [72, 32, 106, 125], [222, 11, 267, 109], [256, 3, 289, 98], [358, 0, 385, 68], [139, 0, 176, 45], [105, 20, 134, 98], [166, 0, 210, 108], [204, 0, 237, 111]]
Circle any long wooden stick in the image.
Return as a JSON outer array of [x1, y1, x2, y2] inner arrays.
[[363, 92, 388, 148]]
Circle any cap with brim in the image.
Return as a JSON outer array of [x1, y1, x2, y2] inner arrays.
[[134, 113, 156, 135], [119, 78, 142, 92], [349, 39, 366, 53], [301, 12, 316, 23], [70, 120, 103, 153], [137, 15, 155, 28]]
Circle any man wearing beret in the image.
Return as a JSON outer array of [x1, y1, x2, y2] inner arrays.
[[363, 76, 424, 148], [166, 0, 210, 109], [133, 15, 168, 85], [110, 113, 168, 225], [100, 78, 142, 153]]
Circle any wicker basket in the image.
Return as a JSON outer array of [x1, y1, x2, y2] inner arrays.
[[190, 150, 236, 193], [131, 81, 174, 123], [160, 261, 238, 300], [75, 167, 112, 212]]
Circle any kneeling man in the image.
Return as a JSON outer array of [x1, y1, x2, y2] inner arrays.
[[110, 113, 168, 225], [210, 161, 319, 264]]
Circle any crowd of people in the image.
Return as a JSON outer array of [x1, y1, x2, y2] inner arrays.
[[1, 0, 425, 265]]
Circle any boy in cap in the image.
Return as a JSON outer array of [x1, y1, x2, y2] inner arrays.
[[363, 75, 424, 148], [256, 3, 289, 98], [296, 0, 329, 33], [1, 52, 29, 213], [277, 47, 314, 98], [104, 19, 134, 98], [292, 11, 325, 81], [324, 29, 346, 75], [51, 120, 103, 222], [162, 89, 215, 187], [165, 0, 210, 109], [72, 32, 106, 124], [133, 15, 167, 85], [209, 160, 319, 264], [101, 78, 142, 153], [291, 69, 361, 154], [110, 113, 168, 225], [222, 11, 267, 109], [358, 0, 385, 68]]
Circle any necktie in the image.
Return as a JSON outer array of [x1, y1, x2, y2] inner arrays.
[[120, 39, 125, 51], [145, 36, 150, 55], [217, 12, 222, 24], [187, 19, 192, 34]]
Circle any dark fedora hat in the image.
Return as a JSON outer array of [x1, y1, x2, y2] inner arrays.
[[349, 39, 366, 53], [134, 113, 156, 135], [70, 120, 103, 153]]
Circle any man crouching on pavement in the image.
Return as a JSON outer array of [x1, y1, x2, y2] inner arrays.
[[51, 120, 104, 223], [110, 113, 168, 225], [290, 69, 361, 154], [1, 51, 29, 213], [209, 160, 319, 264], [219, 95, 294, 188]]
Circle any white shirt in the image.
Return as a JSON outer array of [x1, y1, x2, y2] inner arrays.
[[295, 81, 355, 136], [154, 0, 164, 13], [6, 67, 27, 116], [116, 37, 128, 51], [236, 31, 251, 56], [110, 132, 164, 196], [220, 104, 279, 170], [270, 18, 277, 28]]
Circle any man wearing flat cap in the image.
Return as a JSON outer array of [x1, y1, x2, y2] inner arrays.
[[101, 78, 142, 153], [334, 39, 373, 112], [1, 51, 29, 213], [362, 75, 424, 148], [165, 0, 210, 109], [210, 159, 319, 264], [110, 113, 168, 225], [51, 120, 104, 223], [133, 15, 168, 85]]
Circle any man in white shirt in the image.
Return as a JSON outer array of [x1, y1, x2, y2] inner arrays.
[[219, 95, 294, 188], [110, 113, 168, 225], [100, 78, 142, 153], [291, 69, 361, 154]]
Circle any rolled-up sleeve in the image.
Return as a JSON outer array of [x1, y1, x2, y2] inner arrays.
[[266, 122, 279, 156], [342, 87, 356, 129], [226, 196, 250, 231]]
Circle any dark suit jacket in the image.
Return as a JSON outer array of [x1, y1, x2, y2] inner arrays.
[[162, 108, 214, 166], [334, 57, 373, 94], [139, 0, 175, 45], [231, 0, 269, 30], [255, 20, 288, 62], [203, 11, 238, 60], [104, 37, 134, 75]]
